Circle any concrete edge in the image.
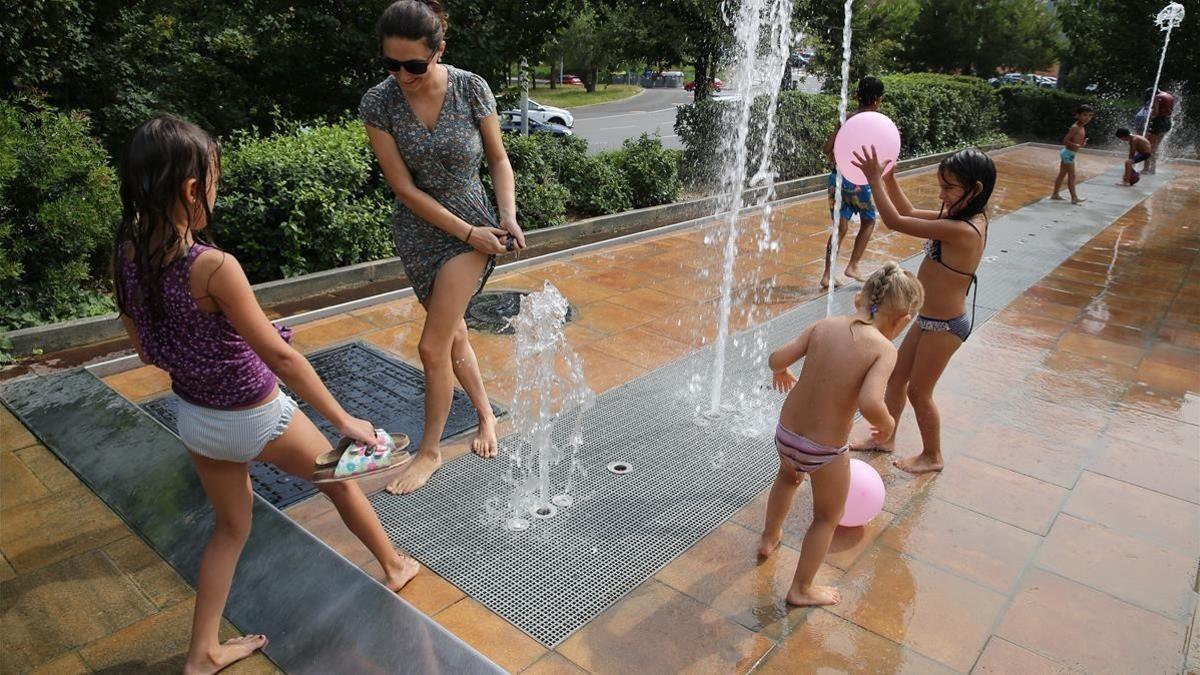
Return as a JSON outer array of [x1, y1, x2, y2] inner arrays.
[[11, 141, 1016, 362]]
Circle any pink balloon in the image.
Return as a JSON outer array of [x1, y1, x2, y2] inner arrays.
[[840, 458, 885, 527], [833, 111, 901, 186]]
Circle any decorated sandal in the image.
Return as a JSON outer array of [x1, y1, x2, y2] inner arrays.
[[312, 430, 412, 484]]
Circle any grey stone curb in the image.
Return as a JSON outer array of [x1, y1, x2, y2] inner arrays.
[[6, 141, 1014, 359]]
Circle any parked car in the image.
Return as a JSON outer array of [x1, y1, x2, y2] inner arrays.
[[1034, 75, 1057, 88], [501, 99, 573, 127], [684, 78, 724, 92], [989, 72, 1029, 87], [499, 112, 573, 137], [554, 73, 583, 86]]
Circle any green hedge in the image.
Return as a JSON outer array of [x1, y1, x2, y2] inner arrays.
[[215, 120, 394, 284], [676, 73, 1004, 188], [996, 85, 1137, 143], [0, 101, 119, 331]]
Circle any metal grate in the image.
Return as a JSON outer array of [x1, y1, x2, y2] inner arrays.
[[367, 168, 1155, 648], [142, 342, 503, 509]]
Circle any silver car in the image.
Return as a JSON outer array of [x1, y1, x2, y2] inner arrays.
[[502, 99, 574, 128]]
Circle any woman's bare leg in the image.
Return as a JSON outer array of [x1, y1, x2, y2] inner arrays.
[[894, 330, 961, 474], [389, 251, 489, 494], [183, 454, 267, 675], [257, 412, 419, 590], [449, 318, 498, 457]]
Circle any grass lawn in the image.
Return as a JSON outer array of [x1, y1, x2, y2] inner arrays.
[[512, 84, 642, 109]]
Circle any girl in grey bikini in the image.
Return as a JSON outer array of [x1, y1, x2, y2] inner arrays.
[[850, 147, 996, 474], [361, 0, 524, 494]]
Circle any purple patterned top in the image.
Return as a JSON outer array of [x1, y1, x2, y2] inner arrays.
[[119, 243, 291, 409]]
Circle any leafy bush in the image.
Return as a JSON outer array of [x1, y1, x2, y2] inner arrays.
[[491, 132, 570, 230], [215, 120, 393, 283], [567, 152, 632, 216], [609, 133, 681, 208], [0, 101, 119, 331], [677, 73, 1005, 188], [996, 85, 1137, 142], [880, 74, 1001, 155]]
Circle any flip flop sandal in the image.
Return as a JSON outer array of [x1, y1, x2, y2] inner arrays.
[[312, 429, 413, 484]]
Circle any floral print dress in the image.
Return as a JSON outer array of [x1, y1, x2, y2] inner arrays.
[[360, 65, 498, 304]]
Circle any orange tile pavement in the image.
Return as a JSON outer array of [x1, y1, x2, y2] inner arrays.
[[6, 146, 1198, 673]]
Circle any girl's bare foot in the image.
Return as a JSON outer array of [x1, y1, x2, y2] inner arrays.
[[758, 532, 782, 559], [843, 266, 867, 282], [849, 435, 893, 453], [819, 275, 846, 290], [386, 452, 442, 494], [894, 453, 943, 474], [183, 635, 268, 675], [1050, 194, 1065, 201], [786, 584, 841, 607], [383, 554, 421, 592], [473, 414, 498, 458], [1071, 198, 1087, 205]]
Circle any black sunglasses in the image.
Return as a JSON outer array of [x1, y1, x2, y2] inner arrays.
[[382, 54, 434, 75]]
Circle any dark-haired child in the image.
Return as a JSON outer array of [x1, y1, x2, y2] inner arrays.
[[114, 116, 421, 674], [1116, 128, 1152, 185], [1051, 104, 1093, 204], [850, 147, 996, 474], [821, 76, 885, 288]]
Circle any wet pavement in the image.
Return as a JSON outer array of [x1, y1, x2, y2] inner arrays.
[[3, 146, 1197, 673]]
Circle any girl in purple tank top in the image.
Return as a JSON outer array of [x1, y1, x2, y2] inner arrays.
[[114, 117, 421, 673]]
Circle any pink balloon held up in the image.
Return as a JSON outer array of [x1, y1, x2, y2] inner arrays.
[[833, 111, 901, 186], [840, 458, 886, 527]]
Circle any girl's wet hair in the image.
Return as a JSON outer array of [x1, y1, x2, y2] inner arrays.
[[378, 0, 447, 52], [113, 116, 219, 320], [859, 262, 923, 323], [856, 77, 884, 107], [938, 148, 996, 223]]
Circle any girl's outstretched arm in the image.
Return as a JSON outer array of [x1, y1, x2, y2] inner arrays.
[[200, 251, 378, 445], [882, 172, 941, 220], [769, 324, 814, 372], [855, 146, 976, 243]]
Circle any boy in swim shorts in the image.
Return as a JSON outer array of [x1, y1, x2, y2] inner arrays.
[[1051, 104, 1093, 204], [1116, 128, 1153, 185]]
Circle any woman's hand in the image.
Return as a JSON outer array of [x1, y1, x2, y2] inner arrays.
[[772, 368, 797, 394], [466, 226, 511, 255], [500, 216, 527, 250], [851, 145, 893, 183], [337, 416, 383, 448]]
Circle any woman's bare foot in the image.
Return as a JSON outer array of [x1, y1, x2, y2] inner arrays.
[[183, 635, 268, 675], [383, 554, 421, 592], [473, 413, 498, 458], [894, 453, 943, 474], [843, 265, 867, 282], [386, 451, 442, 494], [786, 584, 841, 607], [758, 531, 782, 559]]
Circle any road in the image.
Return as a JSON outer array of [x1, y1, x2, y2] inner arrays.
[[565, 74, 823, 154], [568, 88, 693, 154]]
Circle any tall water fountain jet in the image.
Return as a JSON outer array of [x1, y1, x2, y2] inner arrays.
[[1141, 2, 1185, 139], [825, 0, 854, 318], [503, 283, 595, 532], [707, 0, 795, 416]]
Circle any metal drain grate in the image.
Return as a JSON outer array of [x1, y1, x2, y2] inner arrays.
[[142, 342, 503, 509], [466, 290, 576, 335], [368, 169, 1155, 648]]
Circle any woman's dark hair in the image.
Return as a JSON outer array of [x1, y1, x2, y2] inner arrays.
[[937, 148, 995, 222], [113, 116, 219, 321], [856, 77, 884, 107], [378, 0, 447, 52]]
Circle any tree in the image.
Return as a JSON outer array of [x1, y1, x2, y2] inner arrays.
[[1057, 0, 1199, 96], [558, 3, 635, 92], [446, 0, 581, 89]]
